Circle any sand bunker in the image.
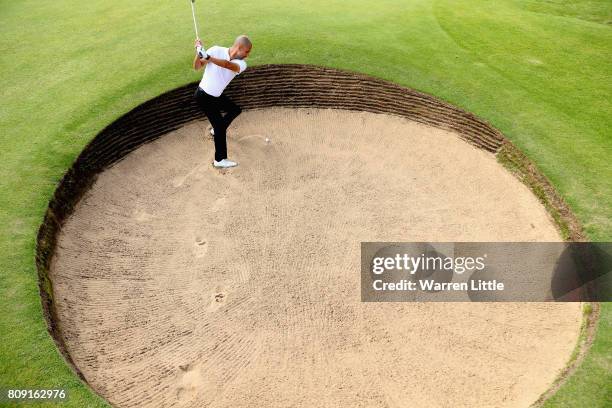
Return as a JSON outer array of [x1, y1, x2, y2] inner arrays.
[[49, 108, 582, 407]]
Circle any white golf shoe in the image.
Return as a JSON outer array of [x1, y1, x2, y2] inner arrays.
[[213, 159, 238, 168]]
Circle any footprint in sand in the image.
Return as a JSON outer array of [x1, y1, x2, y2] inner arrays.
[[175, 363, 203, 403], [209, 287, 227, 311], [194, 237, 208, 258]]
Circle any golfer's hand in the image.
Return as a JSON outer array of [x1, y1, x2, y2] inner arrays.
[[194, 39, 208, 58], [197, 48, 208, 59]]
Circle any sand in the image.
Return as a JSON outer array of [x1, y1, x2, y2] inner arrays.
[[49, 108, 583, 408]]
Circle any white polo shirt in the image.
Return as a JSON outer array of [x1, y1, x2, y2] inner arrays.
[[198, 46, 247, 97]]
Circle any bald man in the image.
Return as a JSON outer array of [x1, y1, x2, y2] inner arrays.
[[193, 35, 252, 168]]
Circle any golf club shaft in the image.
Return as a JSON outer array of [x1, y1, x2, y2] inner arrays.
[[190, 0, 200, 39]]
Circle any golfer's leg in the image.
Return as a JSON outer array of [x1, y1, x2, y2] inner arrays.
[[213, 126, 228, 161], [219, 94, 242, 129], [195, 91, 228, 161], [207, 109, 228, 161]]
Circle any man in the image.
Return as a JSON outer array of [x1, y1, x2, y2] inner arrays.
[[193, 35, 252, 168]]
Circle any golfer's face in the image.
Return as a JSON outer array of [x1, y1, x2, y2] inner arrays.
[[238, 46, 252, 60]]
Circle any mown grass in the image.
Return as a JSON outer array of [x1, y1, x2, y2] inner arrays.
[[543, 302, 612, 407], [1, 0, 610, 406]]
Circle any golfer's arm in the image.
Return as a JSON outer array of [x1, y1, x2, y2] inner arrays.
[[194, 54, 210, 70], [208, 56, 240, 73]]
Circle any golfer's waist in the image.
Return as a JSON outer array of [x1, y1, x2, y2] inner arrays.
[[197, 86, 221, 97]]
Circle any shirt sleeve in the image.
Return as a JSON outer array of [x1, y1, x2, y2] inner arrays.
[[231, 59, 247, 75]]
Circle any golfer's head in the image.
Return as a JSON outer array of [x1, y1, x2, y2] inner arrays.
[[233, 35, 252, 59]]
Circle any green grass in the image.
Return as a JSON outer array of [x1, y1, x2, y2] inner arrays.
[[543, 302, 612, 407], [1, 0, 610, 406]]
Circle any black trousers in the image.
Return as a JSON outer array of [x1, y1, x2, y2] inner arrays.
[[194, 87, 242, 161]]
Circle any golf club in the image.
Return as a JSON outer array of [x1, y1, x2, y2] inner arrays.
[[190, 0, 207, 58], [189, 0, 200, 40]]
